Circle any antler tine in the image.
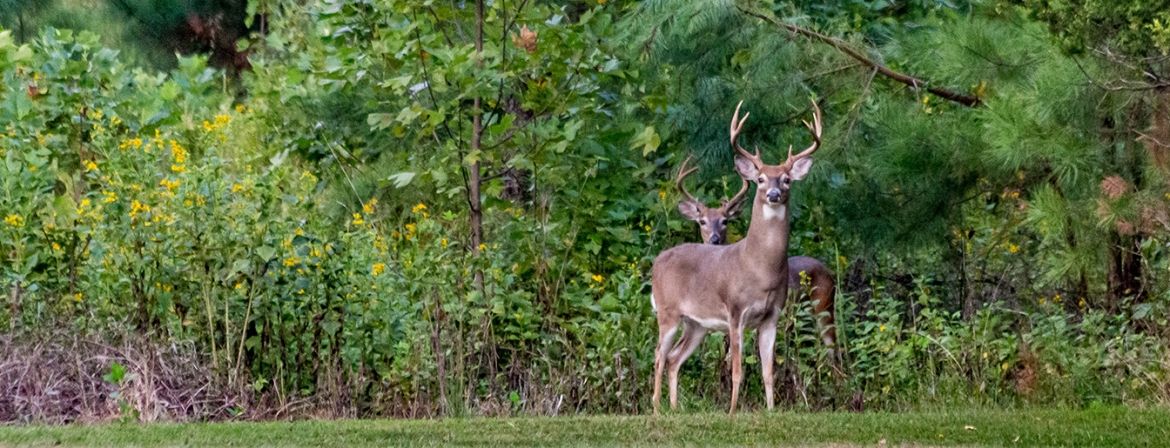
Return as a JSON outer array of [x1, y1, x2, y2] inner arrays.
[[724, 174, 751, 213], [729, 100, 762, 165], [787, 99, 823, 163], [675, 154, 700, 204]]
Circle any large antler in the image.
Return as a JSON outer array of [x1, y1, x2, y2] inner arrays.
[[675, 154, 700, 204], [785, 99, 823, 165], [730, 101, 763, 167]]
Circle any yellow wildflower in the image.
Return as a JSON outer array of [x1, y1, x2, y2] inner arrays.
[[102, 190, 117, 204], [214, 114, 230, 126], [159, 178, 181, 193], [411, 202, 427, 214], [658, 190, 666, 201], [879, 324, 887, 332], [363, 198, 378, 214], [129, 200, 151, 219], [171, 164, 186, 174], [351, 213, 365, 226], [440, 238, 448, 248], [51, 242, 62, 252], [119, 137, 143, 150], [231, 183, 244, 193], [371, 262, 386, 276], [478, 243, 488, 252], [1053, 294, 1062, 304], [5, 213, 25, 227], [283, 256, 300, 267], [73, 292, 83, 302], [405, 223, 417, 235], [235, 104, 246, 113], [83, 160, 98, 172], [295, 227, 305, 236], [1007, 243, 1019, 254], [591, 274, 604, 284], [644, 224, 652, 233]]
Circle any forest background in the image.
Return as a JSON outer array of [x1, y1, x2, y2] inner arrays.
[[2, 0, 1170, 422]]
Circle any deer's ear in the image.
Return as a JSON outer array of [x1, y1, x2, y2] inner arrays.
[[790, 157, 814, 181], [734, 156, 759, 180], [677, 200, 704, 221]]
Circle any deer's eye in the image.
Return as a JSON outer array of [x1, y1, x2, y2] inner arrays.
[[699, 219, 708, 226], [782, 176, 791, 185], [756, 176, 766, 183]]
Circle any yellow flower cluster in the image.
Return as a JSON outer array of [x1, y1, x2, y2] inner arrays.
[[283, 256, 300, 267], [169, 140, 187, 174], [404, 223, 417, 239], [4, 214, 25, 227], [159, 178, 181, 193], [363, 198, 378, 214], [83, 160, 98, 172], [119, 137, 144, 151], [411, 202, 428, 218], [371, 262, 386, 276], [351, 212, 365, 226], [201, 113, 231, 133], [591, 274, 604, 284], [129, 200, 151, 220]]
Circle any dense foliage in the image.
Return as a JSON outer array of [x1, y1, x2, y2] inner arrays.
[[2, 0, 1169, 421]]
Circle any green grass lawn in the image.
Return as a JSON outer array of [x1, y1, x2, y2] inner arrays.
[[2, 407, 1167, 447]]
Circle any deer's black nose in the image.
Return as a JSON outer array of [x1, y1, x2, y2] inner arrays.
[[766, 189, 782, 202], [709, 234, 722, 244]]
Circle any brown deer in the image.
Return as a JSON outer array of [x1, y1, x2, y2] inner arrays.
[[674, 155, 837, 357], [651, 99, 822, 414]]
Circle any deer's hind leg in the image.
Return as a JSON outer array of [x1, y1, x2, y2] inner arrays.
[[652, 313, 680, 415], [666, 322, 708, 410]]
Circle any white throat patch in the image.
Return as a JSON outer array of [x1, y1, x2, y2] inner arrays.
[[762, 204, 787, 221]]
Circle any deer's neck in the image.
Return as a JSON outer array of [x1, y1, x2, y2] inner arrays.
[[742, 198, 791, 269]]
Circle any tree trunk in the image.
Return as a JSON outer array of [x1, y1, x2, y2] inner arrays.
[[469, 0, 485, 292]]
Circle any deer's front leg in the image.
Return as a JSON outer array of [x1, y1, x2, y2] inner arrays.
[[727, 321, 744, 415], [758, 317, 778, 410]]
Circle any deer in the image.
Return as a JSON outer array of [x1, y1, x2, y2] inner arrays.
[[673, 155, 838, 361], [650, 99, 822, 415]]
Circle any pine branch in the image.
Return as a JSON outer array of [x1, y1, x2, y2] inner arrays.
[[736, 6, 983, 108]]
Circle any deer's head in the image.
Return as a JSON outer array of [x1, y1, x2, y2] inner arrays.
[[729, 100, 822, 213], [675, 155, 749, 244]]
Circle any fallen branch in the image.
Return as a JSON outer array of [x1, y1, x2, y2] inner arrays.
[[737, 7, 983, 107]]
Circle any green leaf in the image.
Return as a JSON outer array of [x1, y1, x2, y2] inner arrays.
[[629, 126, 660, 157], [256, 246, 276, 262], [159, 80, 181, 101], [367, 113, 394, 131], [387, 172, 416, 188]]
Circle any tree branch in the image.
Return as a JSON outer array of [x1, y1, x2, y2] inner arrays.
[[737, 6, 983, 108]]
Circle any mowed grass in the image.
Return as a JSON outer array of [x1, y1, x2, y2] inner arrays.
[[2, 407, 1167, 447]]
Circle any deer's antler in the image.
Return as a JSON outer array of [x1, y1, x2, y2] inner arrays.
[[723, 176, 750, 214], [730, 101, 763, 167], [785, 99, 823, 165], [675, 154, 700, 204]]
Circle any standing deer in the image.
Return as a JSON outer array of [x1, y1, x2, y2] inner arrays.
[[651, 99, 823, 414], [673, 155, 837, 358]]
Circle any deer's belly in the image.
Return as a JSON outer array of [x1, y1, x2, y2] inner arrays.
[[687, 316, 730, 331]]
